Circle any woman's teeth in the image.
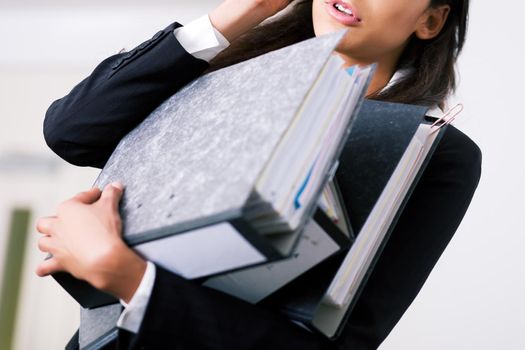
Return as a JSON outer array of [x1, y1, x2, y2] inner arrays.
[[334, 3, 353, 16]]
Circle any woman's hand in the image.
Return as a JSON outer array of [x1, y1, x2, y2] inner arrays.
[[253, 0, 295, 15], [209, 0, 294, 43], [35, 183, 147, 303]]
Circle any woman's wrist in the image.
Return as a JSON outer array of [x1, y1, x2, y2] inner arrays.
[[89, 242, 147, 303], [209, 0, 277, 43]]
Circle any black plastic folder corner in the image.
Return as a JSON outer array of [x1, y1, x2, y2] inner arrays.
[[261, 99, 449, 339]]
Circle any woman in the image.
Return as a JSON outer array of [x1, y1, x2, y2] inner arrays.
[[38, 0, 481, 349]]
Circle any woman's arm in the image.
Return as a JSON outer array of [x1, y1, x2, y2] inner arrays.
[[43, 0, 292, 169], [43, 21, 209, 169]]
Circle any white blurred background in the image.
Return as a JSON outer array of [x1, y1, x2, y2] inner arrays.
[[0, 1, 523, 349]]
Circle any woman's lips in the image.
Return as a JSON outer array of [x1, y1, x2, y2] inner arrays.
[[324, 0, 362, 26]]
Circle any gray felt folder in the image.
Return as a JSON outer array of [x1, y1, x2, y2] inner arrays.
[[89, 30, 371, 281], [59, 30, 376, 349]]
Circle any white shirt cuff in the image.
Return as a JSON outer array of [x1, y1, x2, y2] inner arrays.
[[173, 14, 230, 62], [116, 261, 156, 333]]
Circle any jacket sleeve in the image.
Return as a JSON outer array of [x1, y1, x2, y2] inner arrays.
[[127, 265, 335, 350], [43, 21, 210, 169]]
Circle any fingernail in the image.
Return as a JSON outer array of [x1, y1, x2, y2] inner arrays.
[[111, 182, 124, 190]]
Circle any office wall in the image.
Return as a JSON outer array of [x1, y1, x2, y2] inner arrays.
[[0, 2, 221, 349]]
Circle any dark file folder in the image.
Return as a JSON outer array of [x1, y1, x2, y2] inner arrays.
[[261, 99, 449, 339]]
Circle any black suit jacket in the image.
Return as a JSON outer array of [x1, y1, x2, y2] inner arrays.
[[48, 21, 482, 350]]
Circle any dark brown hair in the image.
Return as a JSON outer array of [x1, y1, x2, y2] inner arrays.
[[204, 0, 469, 107]]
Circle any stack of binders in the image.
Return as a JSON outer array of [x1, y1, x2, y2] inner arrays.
[[52, 29, 450, 349], [88, 29, 372, 286]]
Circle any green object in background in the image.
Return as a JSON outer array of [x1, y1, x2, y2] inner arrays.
[[0, 208, 31, 350]]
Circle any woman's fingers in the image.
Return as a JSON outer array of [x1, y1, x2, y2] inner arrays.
[[35, 257, 63, 277], [73, 187, 102, 204], [34, 183, 126, 283], [100, 182, 124, 211], [36, 216, 57, 235], [37, 235, 53, 253], [264, 0, 294, 14]]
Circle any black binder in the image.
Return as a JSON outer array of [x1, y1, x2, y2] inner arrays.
[[202, 205, 353, 304], [260, 99, 449, 339]]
